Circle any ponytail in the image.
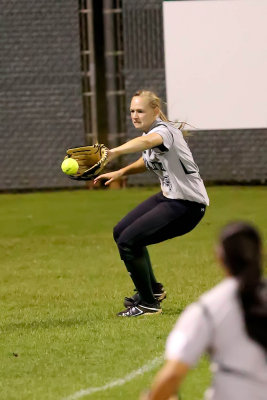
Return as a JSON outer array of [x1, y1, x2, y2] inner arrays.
[[220, 222, 267, 350]]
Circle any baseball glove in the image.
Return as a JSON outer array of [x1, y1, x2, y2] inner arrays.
[[65, 144, 109, 180]]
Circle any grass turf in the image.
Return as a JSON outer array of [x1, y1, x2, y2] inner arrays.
[[0, 186, 266, 399]]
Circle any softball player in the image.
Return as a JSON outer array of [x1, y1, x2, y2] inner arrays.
[[140, 222, 267, 400], [94, 90, 209, 317]]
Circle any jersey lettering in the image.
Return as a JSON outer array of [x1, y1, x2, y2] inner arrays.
[[147, 161, 166, 172], [162, 175, 172, 190]]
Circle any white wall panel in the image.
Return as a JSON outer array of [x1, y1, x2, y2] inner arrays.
[[163, 0, 267, 129]]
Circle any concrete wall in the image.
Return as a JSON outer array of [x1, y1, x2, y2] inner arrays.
[[0, 0, 85, 190]]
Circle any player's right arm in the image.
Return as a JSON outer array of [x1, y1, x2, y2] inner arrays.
[[140, 303, 212, 400], [140, 360, 188, 400], [94, 156, 146, 186]]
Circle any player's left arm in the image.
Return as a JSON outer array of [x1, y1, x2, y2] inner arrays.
[[108, 133, 163, 161], [140, 360, 189, 400]]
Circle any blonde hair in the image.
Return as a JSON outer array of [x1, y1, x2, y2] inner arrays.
[[132, 90, 186, 131]]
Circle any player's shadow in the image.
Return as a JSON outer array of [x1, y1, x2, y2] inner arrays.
[[161, 306, 184, 316], [1, 308, 185, 332], [1, 317, 90, 332]]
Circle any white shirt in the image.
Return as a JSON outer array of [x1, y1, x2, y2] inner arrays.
[[142, 119, 209, 205], [165, 278, 267, 400]]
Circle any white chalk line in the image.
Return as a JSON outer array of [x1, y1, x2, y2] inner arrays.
[[62, 355, 163, 400]]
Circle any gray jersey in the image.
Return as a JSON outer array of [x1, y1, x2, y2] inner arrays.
[[142, 119, 209, 205], [165, 278, 267, 400]]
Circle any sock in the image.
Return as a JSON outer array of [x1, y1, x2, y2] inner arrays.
[[123, 254, 156, 305], [142, 247, 158, 290]]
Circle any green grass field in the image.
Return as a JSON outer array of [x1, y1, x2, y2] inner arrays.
[[0, 186, 266, 400]]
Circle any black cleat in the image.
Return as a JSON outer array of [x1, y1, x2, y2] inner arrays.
[[123, 283, 167, 308], [117, 300, 162, 317]]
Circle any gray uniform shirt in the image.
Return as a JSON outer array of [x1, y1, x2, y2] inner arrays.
[[165, 278, 267, 400], [142, 119, 209, 205]]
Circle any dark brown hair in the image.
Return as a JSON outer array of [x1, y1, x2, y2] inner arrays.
[[220, 222, 267, 350]]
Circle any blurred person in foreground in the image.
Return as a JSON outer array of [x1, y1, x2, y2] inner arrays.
[[94, 90, 209, 317], [140, 221, 267, 400]]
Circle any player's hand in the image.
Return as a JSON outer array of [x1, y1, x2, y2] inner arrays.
[[139, 390, 179, 400], [94, 170, 123, 186], [139, 390, 151, 400]]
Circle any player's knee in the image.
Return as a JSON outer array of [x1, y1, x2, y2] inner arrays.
[[117, 239, 135, 261], [117, 236, 144, 261], [113, 224, 121, 243]]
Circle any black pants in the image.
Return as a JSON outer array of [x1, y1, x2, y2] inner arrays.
[[113, 192, 206, 261], [113, 192, 206, 304]]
